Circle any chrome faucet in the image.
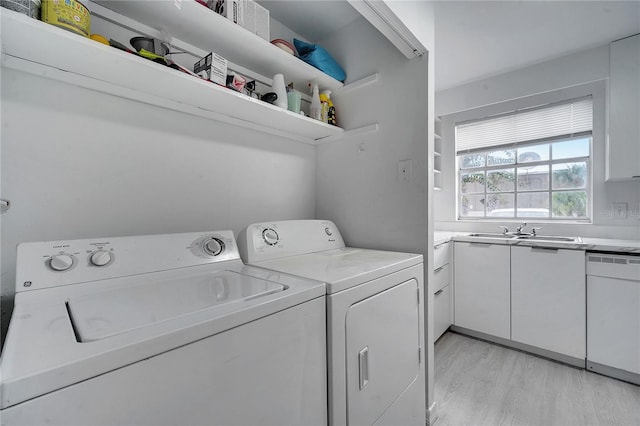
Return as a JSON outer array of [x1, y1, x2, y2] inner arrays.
[[515, 222, 528, 235], [498, 225, 510, 235]]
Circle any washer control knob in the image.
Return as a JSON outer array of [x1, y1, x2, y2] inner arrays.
[[203, 238, 224, 256], [325, 227, 333, 236], [262, 228, 279, 246], [49, 254, 74, 272], [90, 250, 112, 267]]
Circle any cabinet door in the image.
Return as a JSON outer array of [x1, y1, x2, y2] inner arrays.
[[346, 279, 420, 426], [608, 34, 640, 180], [454, 242, 511, 339], [511, 246, 586, 359]]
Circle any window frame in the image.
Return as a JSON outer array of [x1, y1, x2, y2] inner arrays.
[[453, 93, 596, 223], [436, 81, 605, 226], [456, 117, 593, 222]]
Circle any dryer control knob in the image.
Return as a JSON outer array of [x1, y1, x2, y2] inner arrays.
[[325, 227, 333, 236], [49, 254, 74, 272], [90, 250, 112, 267], [262, 228, 279, 246], [203, 238, 224, 256]]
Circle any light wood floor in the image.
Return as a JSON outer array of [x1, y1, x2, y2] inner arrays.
[[434, 331, 640, 426]]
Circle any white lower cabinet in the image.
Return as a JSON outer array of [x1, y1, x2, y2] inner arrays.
[[433, 242, 451, 341], [511, 246, 586, 360], [454, 242, 511, 340]]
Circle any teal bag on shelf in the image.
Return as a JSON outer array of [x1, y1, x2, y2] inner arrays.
[[293, 38, 346, 82]]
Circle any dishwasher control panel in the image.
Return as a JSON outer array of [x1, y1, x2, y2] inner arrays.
[[586, 252, 640, 281]]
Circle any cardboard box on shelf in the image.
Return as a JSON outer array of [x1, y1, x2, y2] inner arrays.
[[241, 0, 256, 34], [208, 0, 242, 25], [254, 1, 269, 41], [194, 52, 228, 85], [208, 0, 269, 41]]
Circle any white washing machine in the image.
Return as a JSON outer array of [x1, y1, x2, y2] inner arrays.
[[0, 231, 327, 425], [238, 220, 426, 426]]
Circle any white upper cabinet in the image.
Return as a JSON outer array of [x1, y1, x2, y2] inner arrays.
[[607, 34, 640, 181]]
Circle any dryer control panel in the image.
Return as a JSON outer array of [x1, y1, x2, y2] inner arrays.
[[238, 220, 345, 263], [15, 231, 239, 292]]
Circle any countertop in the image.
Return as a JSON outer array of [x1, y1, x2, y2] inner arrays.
[[434, 231, 640, 254]]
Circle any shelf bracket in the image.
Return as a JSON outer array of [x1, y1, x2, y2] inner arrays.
[[317, 123, 379, 144], [335, 73, 379, 96]]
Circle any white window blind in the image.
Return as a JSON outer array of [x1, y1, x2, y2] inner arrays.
[[456, 97, 593, 153]]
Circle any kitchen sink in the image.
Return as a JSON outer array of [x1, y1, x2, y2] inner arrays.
[[468, 233, 513, 238], [467, 233, 583, 243], [514, 235, 583, 243]]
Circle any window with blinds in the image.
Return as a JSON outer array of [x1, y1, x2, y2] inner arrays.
[[456, 97, 592, 220]]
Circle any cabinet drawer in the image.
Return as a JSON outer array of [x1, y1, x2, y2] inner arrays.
[[434, 242, 450, 270], [433, 263, 450, 293], [434, 284, 451, 341]]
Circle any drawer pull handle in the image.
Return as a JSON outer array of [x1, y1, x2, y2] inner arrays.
[[434, 289, 444, 296], [531, 246, 559, 252], [434, 266, 444, 273]]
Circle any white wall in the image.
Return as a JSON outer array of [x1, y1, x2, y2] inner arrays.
[[434, 44, 640, 239], [315, 4, 436, 418], [1, 69, 316, 342], [316, 17, 429, 253], [376, 1, 438, 419]]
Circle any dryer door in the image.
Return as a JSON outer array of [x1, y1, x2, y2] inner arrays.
[[345, 279, 420, 425]]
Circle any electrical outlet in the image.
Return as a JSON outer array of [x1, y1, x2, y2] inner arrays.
[[398, 160, 412, 182]]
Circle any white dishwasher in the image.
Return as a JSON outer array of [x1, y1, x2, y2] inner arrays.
[[586, 252, 640, 385]]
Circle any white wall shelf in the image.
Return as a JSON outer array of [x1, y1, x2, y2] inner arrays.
[[93, 0, 344, 92], [0, 9, 344, 144], [434, 117, 443, 190]]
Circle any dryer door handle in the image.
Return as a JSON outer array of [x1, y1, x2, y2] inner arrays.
[[359, 347, 369, 390]]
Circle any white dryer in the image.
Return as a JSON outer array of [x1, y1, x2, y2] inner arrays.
[[0, 231, 327, 425], [238, 220, 426, 426]]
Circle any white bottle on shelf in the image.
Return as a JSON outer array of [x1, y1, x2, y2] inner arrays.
[[310, 83, 322, 121], [272, 73, 288, 109]]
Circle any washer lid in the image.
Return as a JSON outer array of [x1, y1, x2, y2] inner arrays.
[[252, 247, 423, 294], [67, 270, 284, 342]]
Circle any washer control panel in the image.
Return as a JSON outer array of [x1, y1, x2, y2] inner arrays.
[[16, 231, 239, 293]]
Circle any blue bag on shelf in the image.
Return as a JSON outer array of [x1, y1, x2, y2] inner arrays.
[[293, 38, 346, 82]]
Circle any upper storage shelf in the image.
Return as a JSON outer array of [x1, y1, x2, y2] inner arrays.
[[0, 7, 344, 144], [94, 0, 345, 92]]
